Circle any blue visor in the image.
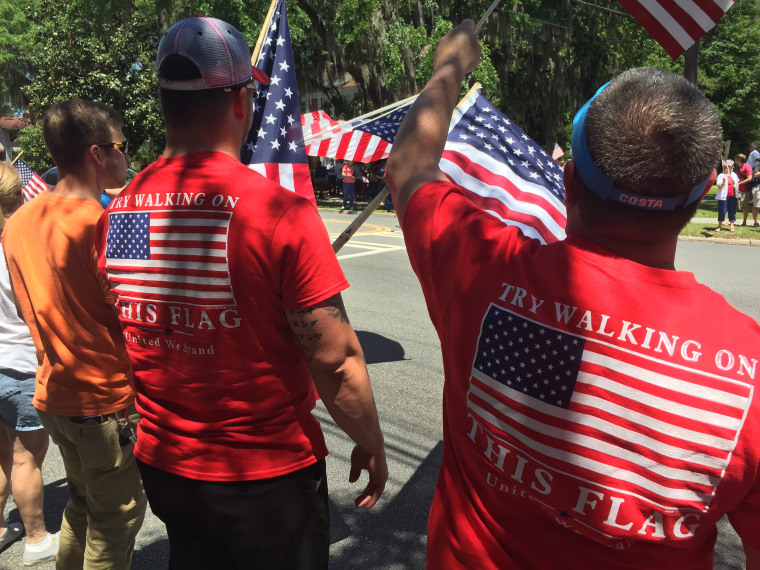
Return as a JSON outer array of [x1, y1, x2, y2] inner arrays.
[[570, 82, 710, 211]]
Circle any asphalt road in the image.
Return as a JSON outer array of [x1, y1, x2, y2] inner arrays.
[[0, 211, 756, 569]]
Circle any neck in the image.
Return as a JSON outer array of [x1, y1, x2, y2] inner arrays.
[[50, 170, 102, 201], [163, 125, 244, 160], [566, 219, 678, 270]]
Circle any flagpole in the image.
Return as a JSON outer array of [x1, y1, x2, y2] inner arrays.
[[251, 0, 279, 65], [332, 185, 391, 254], [10, 150, 22, 166], [475, 0, 501, 31]]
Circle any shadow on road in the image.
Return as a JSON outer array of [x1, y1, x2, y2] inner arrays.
[[328, 441, 442, 569], [356, 331, 406, 365]]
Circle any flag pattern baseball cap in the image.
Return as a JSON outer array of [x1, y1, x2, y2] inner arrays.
[[157, 16, 269, 90]]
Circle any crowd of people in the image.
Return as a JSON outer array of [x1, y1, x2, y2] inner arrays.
[[311, 159, 391, 212], [717, 145, 760, 231], [0, 13, 758, 570]]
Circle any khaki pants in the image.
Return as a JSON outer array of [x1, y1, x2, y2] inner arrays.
[[37, 406, 146, 570]]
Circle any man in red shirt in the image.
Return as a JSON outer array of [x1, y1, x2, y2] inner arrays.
[[735, 153, 754, 226], [95, 16, 386, 569], [388, 20, 760, 569]]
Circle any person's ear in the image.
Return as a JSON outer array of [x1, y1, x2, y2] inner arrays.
[[232, 87, 248, 121], [563, 159, 580, 209], [87, 144, 103, 167]]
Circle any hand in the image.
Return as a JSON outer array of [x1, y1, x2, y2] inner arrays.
[[432, 19, 481, 78], [349, 444, 388, 509]]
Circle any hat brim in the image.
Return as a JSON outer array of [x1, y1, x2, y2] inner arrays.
[[252, 67, 269, 86]]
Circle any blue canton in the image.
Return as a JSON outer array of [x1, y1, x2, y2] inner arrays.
[[473, 306, 584, 409], [105, 212, 150, 260]]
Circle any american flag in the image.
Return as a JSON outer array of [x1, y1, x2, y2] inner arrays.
[[14, 159, 47, 202], [242, 0, 315, 205], [103, 210, 234, 307], [301, 103, 411, 163], [468, 305, 751, 512], [551, 143, 564, 161], [441, 87, 567, 244], [617, 0, 734, 59]]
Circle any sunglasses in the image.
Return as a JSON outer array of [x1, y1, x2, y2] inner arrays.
[[95, 141, 129, 155]]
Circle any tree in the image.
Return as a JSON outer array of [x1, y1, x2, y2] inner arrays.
[[0, 0, 39, 115]]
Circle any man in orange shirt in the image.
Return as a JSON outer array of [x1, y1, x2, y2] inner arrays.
[[2, 99, 146, 569]]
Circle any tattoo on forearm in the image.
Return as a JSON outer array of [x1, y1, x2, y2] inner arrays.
[[286, 298, 349, 361], [326, 306, 348, 323]]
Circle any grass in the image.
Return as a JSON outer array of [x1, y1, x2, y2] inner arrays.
[[317, 189, 758, 242]]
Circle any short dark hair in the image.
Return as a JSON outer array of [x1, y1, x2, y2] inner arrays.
[[43, 99, 122, 173], [578, 68, 721, 229], [158, 55, 238, 127]]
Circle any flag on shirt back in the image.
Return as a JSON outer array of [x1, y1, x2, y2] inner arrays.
[[14, 159, 47, 202], [242, 0, 315, 205], [301, 102, 412, 163], [441, 85, 567, 244], [468, 305, 751, 511], [104, 210, 234, 307], [616, 0, 734, 59], [551, 143, 564, 161]]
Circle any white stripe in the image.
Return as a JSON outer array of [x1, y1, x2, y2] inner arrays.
[[577, 371, 742, 431], [150, 246, 228, 257], [112, 284, 232, 299], [471, 373, 728, 473], [108, 272, 231, 286], [467, 397, 711, 503], [247, 164, 267, 180], [150, 232, 226, 242], [712, 0, 733, 12], [583, 349, 749, 410], [106, 259, 227, 271], [149, 218, 230, 228], [671, 0, 718, 30], [635, 0, 694, 49], [278, 164, 295, 193]]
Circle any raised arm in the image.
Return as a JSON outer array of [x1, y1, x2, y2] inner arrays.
[[386, 19, 481, 224], [286, 294, 387, 509]]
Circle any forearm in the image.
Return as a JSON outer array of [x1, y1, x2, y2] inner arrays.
[[387, 20, 480, 222], [311, 355, 384, 456]]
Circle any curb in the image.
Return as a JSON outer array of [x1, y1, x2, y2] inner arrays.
[[677, 235, 760, 247]]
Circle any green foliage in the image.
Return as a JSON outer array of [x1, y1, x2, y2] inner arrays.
[[21, 0, 164, 168], [0, 0, 40, 113], [6, 0, 760, 171]]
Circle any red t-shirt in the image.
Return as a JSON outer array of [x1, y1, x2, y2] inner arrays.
[[739, 163, 752, 191], [403, 180, 760, 569], [95, 152, 349, 481]]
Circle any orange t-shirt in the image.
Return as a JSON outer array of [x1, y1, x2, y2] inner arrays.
[[2, 192, 134, 416]]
